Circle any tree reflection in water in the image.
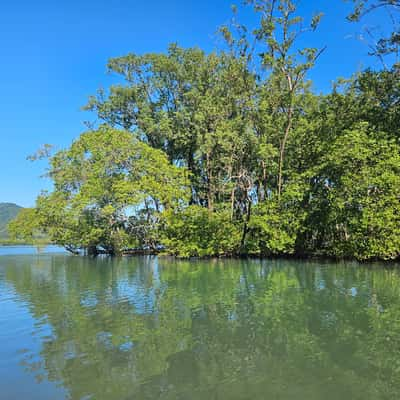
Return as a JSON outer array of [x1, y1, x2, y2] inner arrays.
[[1, 255, 400, 400]]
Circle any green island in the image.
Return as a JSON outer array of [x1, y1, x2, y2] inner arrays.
[[1, 2, 400, 398], [7, 0, 400, 261]]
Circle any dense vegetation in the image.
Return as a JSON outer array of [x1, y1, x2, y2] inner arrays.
[[0, 203, 49, 245], [9, 0, 400, 260]]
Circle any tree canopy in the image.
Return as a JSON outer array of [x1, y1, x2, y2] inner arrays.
[[10, 0, 400, 261]]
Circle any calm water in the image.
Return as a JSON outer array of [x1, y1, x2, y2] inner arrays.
[[1, 250, 400, 399]]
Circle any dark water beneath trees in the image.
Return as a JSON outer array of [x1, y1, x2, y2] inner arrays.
[[1, 250, 400, 399]]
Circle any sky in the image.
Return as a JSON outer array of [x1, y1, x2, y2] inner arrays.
[[0, 0, 391, 207]]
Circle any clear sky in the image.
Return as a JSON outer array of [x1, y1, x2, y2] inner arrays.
[[0, 0, 389, 207]]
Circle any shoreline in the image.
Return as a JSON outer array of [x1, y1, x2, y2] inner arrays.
[[0, 243, 398, 264]]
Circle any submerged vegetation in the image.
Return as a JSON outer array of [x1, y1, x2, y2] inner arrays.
[[9, 0, 400, 260]]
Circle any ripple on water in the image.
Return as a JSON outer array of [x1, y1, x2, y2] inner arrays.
[[1, 254, 400, 400]]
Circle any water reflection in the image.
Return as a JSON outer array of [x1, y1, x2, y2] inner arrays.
[[1, 255, 400, 399]]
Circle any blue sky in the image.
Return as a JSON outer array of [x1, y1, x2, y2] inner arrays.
[[0, 0, 390, 207]]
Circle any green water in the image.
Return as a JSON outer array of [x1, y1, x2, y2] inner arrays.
[[1, 250, 400, 399]]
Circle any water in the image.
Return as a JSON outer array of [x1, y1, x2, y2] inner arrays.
[[0, 250, 400, 399], [0, 245, 65, 256]]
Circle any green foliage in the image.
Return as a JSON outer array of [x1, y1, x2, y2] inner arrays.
[[14, 127, 189, 255], [246, 184, 307, 256], [245, 0, 324, 199], [14, 3, 400, 260], [162, 206, 242, 257], [8, 208, 43, 242], [305, 124, 400, 260], [84, 44, 256, 211], [0, 203, 22, 238]]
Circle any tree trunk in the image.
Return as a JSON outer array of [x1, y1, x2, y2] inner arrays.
[[187, 145, 196, 205], [206, 152, 214, 211], [230, 187, 235, 221], [240, 199, 252, 253], [87, 245, 99, 257], [278, 105, 293, 200]]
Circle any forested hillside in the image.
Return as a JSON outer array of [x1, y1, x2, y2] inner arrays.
[[0, 203, 22, 238]]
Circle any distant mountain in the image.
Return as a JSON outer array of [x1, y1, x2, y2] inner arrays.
[[0, 203, 23, 238]]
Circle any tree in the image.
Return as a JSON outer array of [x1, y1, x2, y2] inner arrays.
[[348, 0, 400, 66], [245, 0, 323, 199], [299, 118, 400, 260], [23, 126, 189, 255], [8, 208, 43, 243], [85, 45, 257, 213], [9, 1, 399, 261]]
